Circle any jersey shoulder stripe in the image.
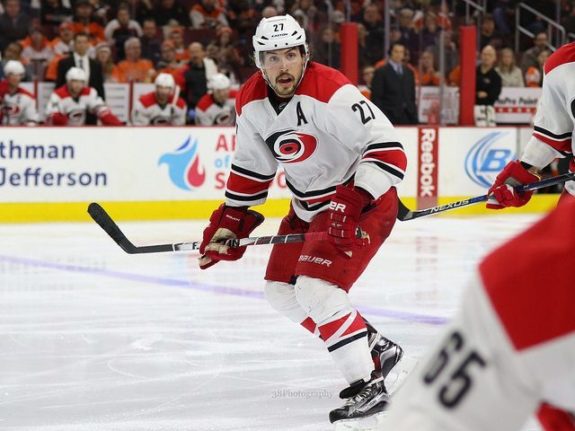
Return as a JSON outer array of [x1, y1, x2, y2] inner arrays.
[[17, 86, 35, 99], [196, 93, 214, 112], [479, 200, 575, 351], [295, 62, 350, 103], [140, 92, 157, 108], [544, 41, 575, 75], [236, 72, 267, 116]]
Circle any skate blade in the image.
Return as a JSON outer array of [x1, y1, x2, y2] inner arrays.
[[386, 355, 419, 394]]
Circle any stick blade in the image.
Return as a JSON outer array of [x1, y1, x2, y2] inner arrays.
[[396, 199, 414, 221], [87, 203, 137, 253]]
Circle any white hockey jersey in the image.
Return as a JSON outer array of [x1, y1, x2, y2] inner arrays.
[[195, 91, 237, 126], [385, 200, 575, 430], [226, 62, 407, 222], [45, 85, 108, 126], [521, 42, 575, 195], [0, 80, 39, 125], [131, 91, 187, 126]]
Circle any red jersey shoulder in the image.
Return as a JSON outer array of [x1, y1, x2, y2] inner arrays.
[[175, 97, 186, 109], [54, 85, 71, 98], [479, 200, 575, 351], [544, 42, 575, 75], [236, 71, 267, 115], [17, 86, 35, 99], [197, 93, 214, 111], [296, 62, 351, 103], [140, 92, 157, 108]]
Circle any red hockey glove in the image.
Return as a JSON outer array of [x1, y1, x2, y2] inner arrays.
[[98, 109, 123, 126], [486, 161, 540, 209], [198, 204, 264, 270], [537, 403, 575, 431], [49, 112, 68, 125], [327, 185, 370, 252]]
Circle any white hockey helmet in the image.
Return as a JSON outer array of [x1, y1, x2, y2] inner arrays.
[[66, 67, 87, 82], [4, 60, 25, 76], [209, 73, 231, 91], [252, 14, 308, 69], [154, 72, 175, 89]]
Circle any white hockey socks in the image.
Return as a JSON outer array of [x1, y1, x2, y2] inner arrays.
[[295, 276, 373, 384]]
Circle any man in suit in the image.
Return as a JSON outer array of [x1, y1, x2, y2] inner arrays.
[[371, 42, 418, 125], [56, 32, 105, 99]]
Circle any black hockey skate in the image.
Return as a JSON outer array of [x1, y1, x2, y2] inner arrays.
[[329, 372, 390, 423], [338, 321, 403, 399]]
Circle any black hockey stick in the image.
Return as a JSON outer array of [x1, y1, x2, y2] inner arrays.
[[397, 172, 575, 221], [87, 202, 329, 254]]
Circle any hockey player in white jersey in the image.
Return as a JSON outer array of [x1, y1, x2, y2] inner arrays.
[[385, 199, 575, 431], [0, 60, 39, 126], [195, 73, 236, 126], [45, 67, 122, 127], [198, 14, 406, 423], [487, 41, 575, 208], [131, 73, 187, 126]]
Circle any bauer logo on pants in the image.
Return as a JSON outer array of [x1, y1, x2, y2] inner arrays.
[[465, 131, 514, 188], [158, 136, 206, 191]]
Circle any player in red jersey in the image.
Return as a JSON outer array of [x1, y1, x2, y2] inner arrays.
[[198, 14, 407, 423], [488, 41, 575, 209], [131, 73, 186, 126], [487, 41, 575, 430], [386, 200, 575, 430], [0, 61, 38, 126]]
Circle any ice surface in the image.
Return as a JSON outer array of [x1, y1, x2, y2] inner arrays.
[[0, 214, 543, 430]]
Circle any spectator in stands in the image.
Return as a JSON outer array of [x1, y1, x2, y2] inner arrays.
[[496, 47, 524, 87], [156, 40, 185, 88], [195, 73, 235, 126], [360, 65, 375, 100], [420, 12, 440, 52], [46, 67, 122, 126], [397, 8, 418, 61], [182, 41, 217, 121], [261, 5, 278, 18], [71, 0, 105, 46], [291, 0, 319, 32], [117, 37, 155, 83], [50, 22, 74, 56], [417, 50, 441, 86], [190, 0, 229, 29], [525, 48, 550, 88], [479, 14, 503, 49], [41, 0, 72, 28], [313, 26, 340, 69], [431, 30, 458, 81], [0, 0, 32, 51], [0, 60, 38, 125], [361, 4, 385, 66], [371, 42, 418, 125], [167, 26, 190, 64], [126, 0, 155, 24], [1, 41, 32, 81], [95, 43, 123, 83], [206, 26, 242, 85], [140, 18, 161, 66], [21, 29, 54, 80], [520, 32, 548, 74], [57, 32, 105, 99], [131, 72, 186, 126], [104, 3, 143, 61], [154, 0, 190, 27], [475, 44, 502, 127]]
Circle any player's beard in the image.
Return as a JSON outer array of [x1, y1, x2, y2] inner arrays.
[[270, 69, 302, 97]]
